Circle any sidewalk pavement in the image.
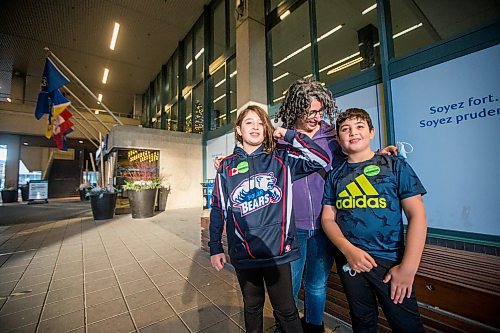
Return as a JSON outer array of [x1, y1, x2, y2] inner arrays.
[[0, 201, 351, 333]]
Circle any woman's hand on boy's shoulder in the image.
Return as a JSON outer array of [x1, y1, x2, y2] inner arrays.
[[273, 127, 287, 140], [380, 145, 398, 155]]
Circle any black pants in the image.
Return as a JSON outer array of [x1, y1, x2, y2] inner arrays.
[[235, 263, 303, 333], [335, 255, 424, 333]]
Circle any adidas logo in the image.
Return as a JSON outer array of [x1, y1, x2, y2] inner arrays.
[[336, 174, 387, 209]]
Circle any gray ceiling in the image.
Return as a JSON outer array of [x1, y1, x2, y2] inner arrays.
[[0, 0, 211, 116]]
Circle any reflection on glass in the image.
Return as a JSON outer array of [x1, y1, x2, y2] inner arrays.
[[228, 58, 237, 123], [390, 0, 500, 57], [213, 1, 225, 61], [185, 90, 193, 133], [185, 35, 193, 87], [193, 83, 204, 134], [270, 2, 311, 105], [212, 65, 226, 130], [171, 103, 178, 131], [317, 0, 380, 86], [195, 22, 204, 80]]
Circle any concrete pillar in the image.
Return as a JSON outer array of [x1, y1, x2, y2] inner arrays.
[[235, 1, 268, 113], [0, 134, 21, 189]]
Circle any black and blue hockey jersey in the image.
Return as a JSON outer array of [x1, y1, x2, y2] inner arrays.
[[209, 129, 330, 269]]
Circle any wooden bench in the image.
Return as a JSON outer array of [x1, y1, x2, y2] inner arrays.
[[201, 216, 500, 332]]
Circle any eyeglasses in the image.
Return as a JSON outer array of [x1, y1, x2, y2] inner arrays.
[[306, 109, 324, 119]]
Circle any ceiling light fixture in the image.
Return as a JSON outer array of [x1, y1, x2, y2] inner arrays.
[[326, 56, 364, 75], [319, 52, 361, 73], [195, 48, 204, 60], [393, 23, 423, 39], [110, 22, 120, 50], [23, 142, 29, 146], [273, 95, 286, 103], [97, 94, 103, 104], [95, 110, 100, 114], [185, 60, 193, 69], [317, 24, 344, 42], [213, 94, 226, 103], [362, 4, 377, 15], [78, 140, 84, 144], [214, 70, 237, 88], [279, 10, 291, 21], [102, 68, 109, 84], [7, 97, 12, 102], [273, 72, 289, 82]]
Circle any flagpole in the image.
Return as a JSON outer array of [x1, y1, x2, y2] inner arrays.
[[71, 117, 99, 142], [45, 47, 124, 126], [63, 87, 111, 132], [68, 104, 102, 138], [73, 122, 99, 148]]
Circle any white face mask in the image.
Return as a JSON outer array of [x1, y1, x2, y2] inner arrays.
[[396, 141, 414, 159]]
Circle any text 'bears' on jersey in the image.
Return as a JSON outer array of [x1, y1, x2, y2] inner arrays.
[[230, 172, 282, 216]]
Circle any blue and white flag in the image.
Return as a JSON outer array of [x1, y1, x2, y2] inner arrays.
[[35, 58, 70, 119]]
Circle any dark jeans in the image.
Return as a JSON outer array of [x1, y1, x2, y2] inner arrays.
[[236, 263, 303, 333], [335, 254, 424, 333]]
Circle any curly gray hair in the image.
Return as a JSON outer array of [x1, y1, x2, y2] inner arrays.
[[274, 79, 338, 128]]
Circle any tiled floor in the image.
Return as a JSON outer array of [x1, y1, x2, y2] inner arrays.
[[0, 201, 351, 332]]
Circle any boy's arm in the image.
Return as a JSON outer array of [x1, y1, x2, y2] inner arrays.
[[208, 171, 228, 271], [383, 194, 427, 303], [321, 205, 377, 273], [274, 127, 330, 181]]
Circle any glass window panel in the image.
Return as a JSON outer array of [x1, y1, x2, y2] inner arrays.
[[193, 83, 204, 134], [390, 0, 500, 58], [213, 0, 226, 61], [167, 60, 174, 102], [194, 22, 204, 81], [184, 35, 193, 87], [228, 58, 237, 124], [172, 52, 179, 99], [269, 0, 287, 13], [185, 91, 193, 133], [170, 103, 178, 131], [164, 105, 171, 130], [229, 0, 236, 48], [317, 0, 380, 86], [211, 65, 226, 130], [270, 2, 311, 105]]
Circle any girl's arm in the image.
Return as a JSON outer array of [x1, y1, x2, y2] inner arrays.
[[273, 127, 330, 181], [383, 194, 427, 303], [208, 172, 228, 271]]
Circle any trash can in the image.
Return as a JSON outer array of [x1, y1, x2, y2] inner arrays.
[[201, 179, 215, 209]]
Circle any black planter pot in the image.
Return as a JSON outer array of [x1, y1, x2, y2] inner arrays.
[[90, 192, 117, 220], [21, 186, 29, 201], [128, 188, 157, 218], [79, 189, 90, 201], [1, 189, 18, 203], [156, 187, 170, 211]]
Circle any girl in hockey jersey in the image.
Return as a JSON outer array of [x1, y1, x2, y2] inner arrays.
[[209, 105, 330, 333]]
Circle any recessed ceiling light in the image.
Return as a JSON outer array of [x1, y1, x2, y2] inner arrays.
[[97, 94, 103, 104], [279, 10, 290, 21], [78, 140, 84, 144], [110, 22, 120, 50], [7, 97, 12, 102], [23, 142, 29, 146], [102, 68, 109, 84], [95, 110, 100, 114]]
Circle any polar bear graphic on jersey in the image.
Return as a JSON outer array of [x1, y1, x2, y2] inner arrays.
[[231, 172, 282, 216]]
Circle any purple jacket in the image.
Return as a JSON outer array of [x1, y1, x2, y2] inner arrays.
[[291, 122, 345, 230]]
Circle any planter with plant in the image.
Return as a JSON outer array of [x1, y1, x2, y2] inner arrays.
[[86, 150, 117, 220], [77, 183, 91, 201], [1, 185, 18, 203], [123, 161, 163, 219]]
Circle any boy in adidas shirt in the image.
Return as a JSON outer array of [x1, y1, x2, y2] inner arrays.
[[321, 108, 427, 333]]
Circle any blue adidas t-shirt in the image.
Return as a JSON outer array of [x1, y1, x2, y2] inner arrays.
[[322, 154, 426, 262]]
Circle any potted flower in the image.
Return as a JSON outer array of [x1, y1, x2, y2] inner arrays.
[[123, 161, 162, 219], [87, 185, 117, 220], [77, 182, 91, 201]]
